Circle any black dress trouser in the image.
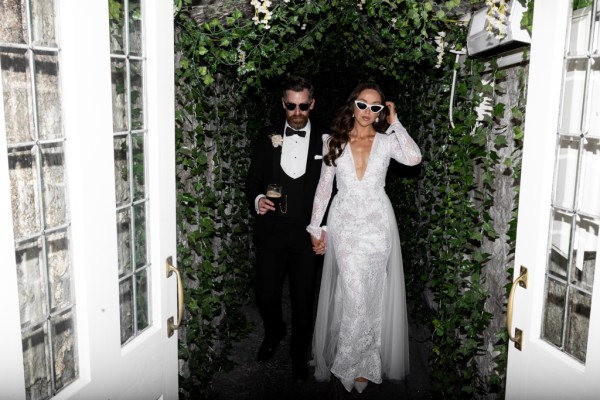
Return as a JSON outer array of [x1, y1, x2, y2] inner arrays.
[[255, 216, 317, 363]]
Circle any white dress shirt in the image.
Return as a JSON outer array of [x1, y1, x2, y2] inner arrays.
[[281, 120, 311, 179]]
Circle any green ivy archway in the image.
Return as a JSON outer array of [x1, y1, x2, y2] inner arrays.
[[174, 1, 530, 398]]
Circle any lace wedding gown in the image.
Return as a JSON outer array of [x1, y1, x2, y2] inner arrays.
[[307, 116, 422, 387]]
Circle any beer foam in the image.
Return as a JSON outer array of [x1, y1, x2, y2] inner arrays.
[[266, 190, 282, 198]]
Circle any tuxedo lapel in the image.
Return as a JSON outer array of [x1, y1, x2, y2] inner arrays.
[[304, 128, 322, 183], [271, 141, 282, 184]]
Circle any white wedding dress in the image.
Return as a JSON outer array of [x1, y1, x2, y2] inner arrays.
[[307, 116, 422, 388]]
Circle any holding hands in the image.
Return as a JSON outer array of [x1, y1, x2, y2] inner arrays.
[[311, 230, 327, 255]]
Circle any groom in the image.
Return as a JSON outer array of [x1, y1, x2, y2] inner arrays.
[[245, 76, 326, 381]]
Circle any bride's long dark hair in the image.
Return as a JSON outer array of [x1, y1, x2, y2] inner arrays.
[[324, 82, 389, 166]]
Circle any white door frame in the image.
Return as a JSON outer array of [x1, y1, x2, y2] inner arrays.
[[506, 0, 600, 398]]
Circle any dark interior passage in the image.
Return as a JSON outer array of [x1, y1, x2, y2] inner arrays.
[[211, 274, 434, 399]]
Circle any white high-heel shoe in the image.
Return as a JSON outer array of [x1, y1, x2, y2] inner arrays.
[[354, 380, 368, 393], [340, 378, 354, 392]]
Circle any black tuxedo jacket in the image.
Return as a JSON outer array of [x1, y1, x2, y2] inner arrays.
[[245, 122, 325, 238]]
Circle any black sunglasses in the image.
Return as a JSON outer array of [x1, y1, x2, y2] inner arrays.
[[354, 100, 384, 113], [285, 102, 311, 112]]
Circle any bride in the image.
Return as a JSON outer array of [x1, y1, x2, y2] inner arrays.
[[306, 82, 422, 393]]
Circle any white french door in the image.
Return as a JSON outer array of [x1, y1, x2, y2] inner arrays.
[[506, 0, 600, 398], [0, 1, 178, 399]]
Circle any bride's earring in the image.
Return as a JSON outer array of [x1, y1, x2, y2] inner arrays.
[[375, 117, 379, 122]]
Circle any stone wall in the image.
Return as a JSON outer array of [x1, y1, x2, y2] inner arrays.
[[476, 61, 528, 398]]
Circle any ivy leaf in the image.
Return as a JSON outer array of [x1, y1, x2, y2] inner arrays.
[[203, 73, 215, 85], [493, 103, 505, 118], [495, 135, 508, 148], [511, 106, 523, 119], [187, 298, 200, 313], [514, 126, 524, 140]]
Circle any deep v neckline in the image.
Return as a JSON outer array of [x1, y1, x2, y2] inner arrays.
[[348, 134, 377, 182]]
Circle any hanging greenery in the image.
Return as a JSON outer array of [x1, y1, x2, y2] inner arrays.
[[174, 0, 531, 398]]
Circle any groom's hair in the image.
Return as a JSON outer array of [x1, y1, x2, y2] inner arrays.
[[282, 76, 314, 99]]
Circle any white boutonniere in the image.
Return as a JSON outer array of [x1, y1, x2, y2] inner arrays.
[[270, 134, 283, 148]]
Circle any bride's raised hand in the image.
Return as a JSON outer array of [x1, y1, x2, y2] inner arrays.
[[386, 101, 396, 124]]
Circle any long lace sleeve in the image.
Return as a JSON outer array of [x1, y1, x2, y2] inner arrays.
[[386, 115, 422, 166], [307, 135, 335, 239]]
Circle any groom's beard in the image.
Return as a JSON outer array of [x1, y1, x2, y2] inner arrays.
[[287, 114, 309, 130]]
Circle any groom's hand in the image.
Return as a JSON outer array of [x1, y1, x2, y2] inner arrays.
[[258, 197, 275, 214], [311, 231, 326, 255]]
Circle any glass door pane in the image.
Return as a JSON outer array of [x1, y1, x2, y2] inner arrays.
[[542, 0, 599, 363], [108, 0, 150, 345], [1, 0, 78, 398]]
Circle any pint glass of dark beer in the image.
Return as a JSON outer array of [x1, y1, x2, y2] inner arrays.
[[266, 184, 282, 212]]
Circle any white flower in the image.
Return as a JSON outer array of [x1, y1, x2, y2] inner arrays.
[[485, 0, 508, 39], [434, 31, 446, 69], [475, 96, 493, 121], [270, 134, 283, 148], [475, 79, 494, 122], [237, 48, 246, 63], [251, 0, 273, 28]]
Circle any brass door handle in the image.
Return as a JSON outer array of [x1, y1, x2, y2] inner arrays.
[[166, 256, 184, 337], [507, 266, 528, 350]]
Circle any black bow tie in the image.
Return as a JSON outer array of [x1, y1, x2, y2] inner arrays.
[[285, 127, 306, 137]]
